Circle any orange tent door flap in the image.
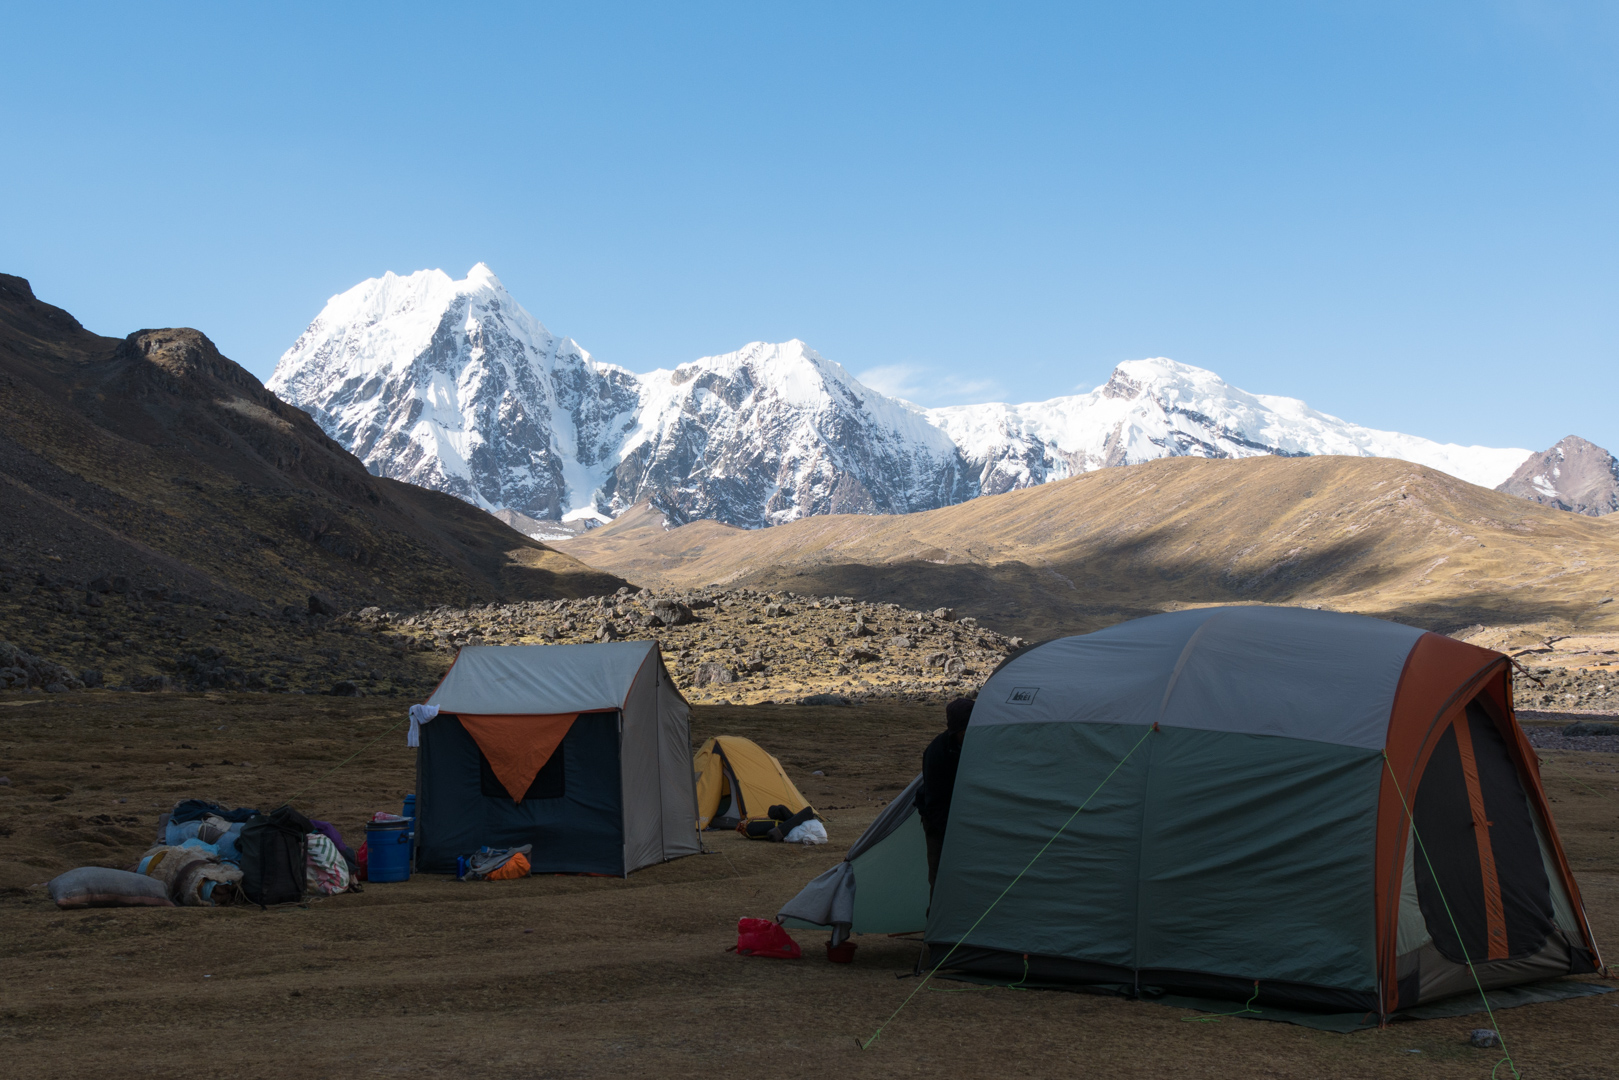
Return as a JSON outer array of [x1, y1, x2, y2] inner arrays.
[[458, 713, 579, 802]]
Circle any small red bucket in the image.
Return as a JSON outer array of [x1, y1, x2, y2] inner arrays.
[[826, 939, 858, 964]]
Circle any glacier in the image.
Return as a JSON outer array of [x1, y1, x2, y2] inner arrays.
[[269, 265, 1532, 529]]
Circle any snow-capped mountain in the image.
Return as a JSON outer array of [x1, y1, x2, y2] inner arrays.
[[269, 267, 971, 529], [268, 264, 639, 523], [269, 265, 1535, 530], [613, 340, 971, 527], [929, 359, 1531, 494]]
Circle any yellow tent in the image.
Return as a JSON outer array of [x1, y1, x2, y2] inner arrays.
[[693, 736, 811, 830]]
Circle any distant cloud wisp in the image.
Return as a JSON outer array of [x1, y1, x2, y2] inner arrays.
[[854, 363, 1003, 407]]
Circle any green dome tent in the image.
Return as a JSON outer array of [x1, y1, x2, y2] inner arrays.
[[916, 606, 1601, 1020]]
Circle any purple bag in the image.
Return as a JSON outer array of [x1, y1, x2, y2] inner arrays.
[[309, 819, 357, 870]]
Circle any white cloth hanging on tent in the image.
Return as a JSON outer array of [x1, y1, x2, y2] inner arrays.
[[407, 704, 440, 748]]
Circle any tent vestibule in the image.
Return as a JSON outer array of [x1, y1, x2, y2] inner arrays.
[[779, 772, 930, 945]]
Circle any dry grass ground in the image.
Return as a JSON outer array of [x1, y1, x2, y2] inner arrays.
[[1, 692, 1616, 1079]]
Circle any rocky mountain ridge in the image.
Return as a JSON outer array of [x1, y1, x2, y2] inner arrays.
[[271, 265, 1539, 529], [558, 454, 1619, 643], [0, 272, 624, 695], [1496, 435, 1619, 516]]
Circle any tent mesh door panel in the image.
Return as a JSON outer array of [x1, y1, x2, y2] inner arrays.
[[1467, 704, 1556, 955], [479, 741, 565, 801], [1413, 702, 1553, 965], [712, 760, 744, 827]]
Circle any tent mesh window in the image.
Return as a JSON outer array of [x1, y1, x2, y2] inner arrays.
[[478, 741, 566, 801]]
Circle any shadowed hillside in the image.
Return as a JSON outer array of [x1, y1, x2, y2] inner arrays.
[[559, 456, 1619, 641], [0, 273, 624, 693]]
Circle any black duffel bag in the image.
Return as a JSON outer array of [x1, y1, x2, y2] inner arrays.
[[239, 804, 312, 908]]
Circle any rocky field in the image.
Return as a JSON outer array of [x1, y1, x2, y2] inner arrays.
[[0, 584, 1021, 705], [353, 587, 1023, 705], [1515, 665, 1619, 712], [0, 574, 442, 698], [16, 572, 1619, 718], [1515, 670, 1619, 712]]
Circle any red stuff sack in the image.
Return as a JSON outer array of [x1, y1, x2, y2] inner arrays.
[[355, 840, 369, 882], [736, 917, 802, 959]]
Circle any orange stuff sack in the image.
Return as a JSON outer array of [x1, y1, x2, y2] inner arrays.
[[486, 852, 530, 881]]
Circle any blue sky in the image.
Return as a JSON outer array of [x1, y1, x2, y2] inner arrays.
[[3, 3, 1615, 453]]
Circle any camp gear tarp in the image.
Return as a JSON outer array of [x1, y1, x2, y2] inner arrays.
[[414, 641, 699, 877], [693, 736, 811, 831], [919, 605, 1602, 1021], [779, 773, 930, 945]]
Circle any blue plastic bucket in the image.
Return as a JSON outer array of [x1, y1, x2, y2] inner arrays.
[[366, 820, 412, 882]]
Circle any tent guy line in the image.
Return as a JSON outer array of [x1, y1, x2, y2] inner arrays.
[[859, 723, 1159, 1051], [1384, 753, 1520, 1080], [284, 715, 409, 803]]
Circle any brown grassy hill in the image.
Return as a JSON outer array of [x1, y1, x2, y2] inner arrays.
[[0, 273, 624, 694], [558, 455, 1619, 642]]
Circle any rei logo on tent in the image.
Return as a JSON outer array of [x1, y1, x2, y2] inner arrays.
[[1006, 687, 1040, 704]]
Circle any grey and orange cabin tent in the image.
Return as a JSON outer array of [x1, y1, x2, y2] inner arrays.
[[923, 606, 1602, 1019], [412, 641, 699, 877]]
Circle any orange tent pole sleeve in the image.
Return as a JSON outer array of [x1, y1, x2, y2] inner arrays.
[[1450, 713, 1509, 960]]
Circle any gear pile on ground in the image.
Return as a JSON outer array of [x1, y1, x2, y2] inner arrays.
[[355, 588, 1026, 704]]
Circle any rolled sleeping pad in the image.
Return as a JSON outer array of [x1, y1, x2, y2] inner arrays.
[[49, 867, 174, 908], [365, 820, 412, 882]]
